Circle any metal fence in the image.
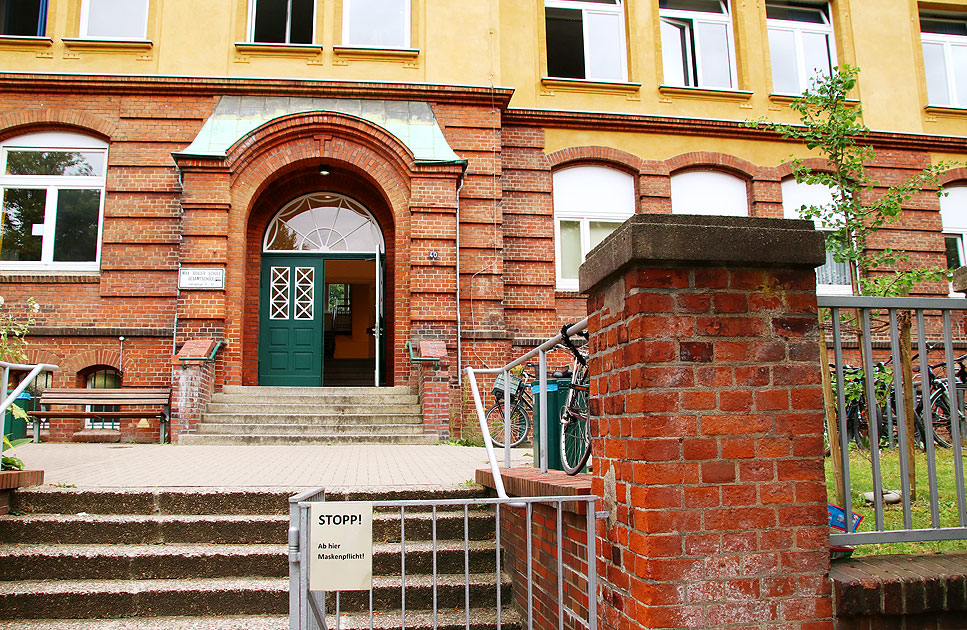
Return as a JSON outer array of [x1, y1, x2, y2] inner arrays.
[[0, 360, 57, 443], [820, 295, 967, 545], [289, 488, 598, 630]]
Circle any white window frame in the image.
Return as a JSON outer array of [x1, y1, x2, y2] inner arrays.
[[670, 170, 749, 217], [544, 0, 628, 82], [766, 1, 836, 95], [941, 185, 967, 295], [247, 0, 317, 45], [79, 0, 149, 40], [343, 0, 410, 49], [0, 131, 108, 272], [552, 165, 635, 291], [920, 15, 967, 108], [780, 178, 851, 295], [659, 0, 737, 89]]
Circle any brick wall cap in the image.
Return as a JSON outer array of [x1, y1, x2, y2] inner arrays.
[[579, 213, 826, 293]]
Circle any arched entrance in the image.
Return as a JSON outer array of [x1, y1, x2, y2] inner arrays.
[[258, 192, 385, 387]]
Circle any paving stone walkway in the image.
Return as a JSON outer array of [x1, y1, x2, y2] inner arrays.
[[14, 442, 531, 489]]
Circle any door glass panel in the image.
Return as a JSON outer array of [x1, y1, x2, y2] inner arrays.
[[270, 266, 290, 319], [53, 188, 100, 262], [559, 220, 581, 280], [1, 187, 45, 261], [294, 266, 314, 320], [265, 193, 382, 253]]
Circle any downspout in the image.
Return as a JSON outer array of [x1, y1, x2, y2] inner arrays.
[[455, 172, 465, 386]]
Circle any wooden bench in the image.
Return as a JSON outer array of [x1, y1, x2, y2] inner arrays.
[[27, 388, 171, 444]]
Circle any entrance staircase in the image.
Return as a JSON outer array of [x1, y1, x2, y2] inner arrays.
[[0, 486, 518, 629], [179, 386, 437, 445]]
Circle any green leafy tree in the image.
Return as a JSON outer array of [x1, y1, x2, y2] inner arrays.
[[758, 65, 951, 297], [0, 296, 39, 364]]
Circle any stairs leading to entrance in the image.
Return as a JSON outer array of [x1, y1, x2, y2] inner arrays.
[[179, 386, 437, 446], [0, 487, 519, 629]]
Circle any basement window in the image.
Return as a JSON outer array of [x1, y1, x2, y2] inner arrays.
[[249, 0, 314, 45], [0, 0, 47, 36], [80, 0, 148, 39], [544, 0, 627, 82]]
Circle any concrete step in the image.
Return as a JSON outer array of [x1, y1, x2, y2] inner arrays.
[[210, 393, 420, 405], [0, 616, 289, 630], [1, 573, 510, 619], [178, 434, 440, 446], [203, 403, 421, 414], [0, 511, 495, 545], [10, 487, 491, 516], [221, 386, 411, 397], [0, 540, 498, 581], [193, 423, 426, 436], [320, 607, 521, 630]]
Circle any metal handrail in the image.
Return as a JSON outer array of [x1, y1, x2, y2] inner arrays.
[[464, 318, 588, 501], [0, 361, 58, 445]]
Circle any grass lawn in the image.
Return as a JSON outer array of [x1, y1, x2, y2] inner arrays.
[[825, 447, 967, 556]]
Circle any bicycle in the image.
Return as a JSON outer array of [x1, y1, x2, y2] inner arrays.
[[485, 363, 536, 448], [559, 323, 591, 475]]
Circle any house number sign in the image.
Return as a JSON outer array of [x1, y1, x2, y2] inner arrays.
[[309, 502, 374, 591], [178, 268, 225, 289]]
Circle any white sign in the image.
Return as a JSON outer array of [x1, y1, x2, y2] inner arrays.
[[309, 502, 373, 591], [179, 268, 225, 289]]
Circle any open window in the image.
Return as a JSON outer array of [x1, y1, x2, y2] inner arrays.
[[0, 0, 47, 36], [766, 1, 836, 94], [0, 131, 107, 272], [80, 0, 149, 39], [670, 170, 749, 216], [920, 13, 967, 108], [781, 178, 851, 294], [544, 0, 627, 82], [343, 0, 409, 48], [659, 0, 736, 89], [941, 184, 967, 295], [553, 165, 635, 291], [248, 0, 314, 44]]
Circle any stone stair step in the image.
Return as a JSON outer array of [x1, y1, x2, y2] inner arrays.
[[203, 403, 421, 414], [177, 434, 439, 446], [325, 606, 521, 630], [0, 540, 497, 581], [194, 423, 426, 435], [0, 615, 289, 629], [0, 511, 495, 545], [221, 386, 411, 396], [1, 574, 509, 619]]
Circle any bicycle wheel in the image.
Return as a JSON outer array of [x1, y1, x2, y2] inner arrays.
[[560, 364, 591, 475], [923, 395, 957, 449], [485, 402, 529, 448]]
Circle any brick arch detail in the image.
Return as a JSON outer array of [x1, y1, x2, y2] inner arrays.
[[666, 152, 760, 180], [0, 108, 116, 142], [61, 350, 122, 375], [546, 146, 646, 174], [940, 167, 967, 187], [774, 158, 833, 180], [23, 348, 60, 367]]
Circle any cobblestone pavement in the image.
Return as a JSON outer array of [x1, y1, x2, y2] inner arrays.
[[14, 442, 531, 489]]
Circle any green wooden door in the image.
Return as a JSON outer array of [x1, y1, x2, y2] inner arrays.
[[258, 256, 325, 386]]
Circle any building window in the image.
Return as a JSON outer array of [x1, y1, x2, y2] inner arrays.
[[545, 0, 627, 82], [941, 185, 967, 294], [0, 132, 107, 272], [670, 170, 748, 216], [80, 0, 149, 39], [553, 165, 635, 291], [0, 0, 47, 36], [659, 0, 736, 89], [344, 0, 409, 49], [85, 366, 121, 430], [921, 14, 967, 108], [249, 0, 313, 45], [781, 178, 850, 293], [766, 1, 835, 94]]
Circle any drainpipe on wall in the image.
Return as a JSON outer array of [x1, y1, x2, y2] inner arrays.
[[455, 173, 465, 386]]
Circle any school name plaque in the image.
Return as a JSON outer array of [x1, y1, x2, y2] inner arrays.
[[309, 502, 374, 591]]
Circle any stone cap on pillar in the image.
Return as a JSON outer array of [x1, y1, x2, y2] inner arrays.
[[578, 213, 827, 293]]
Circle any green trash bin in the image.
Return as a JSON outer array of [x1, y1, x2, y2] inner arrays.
[[3, 391, 30, 441], [531, 378, 570, 471]]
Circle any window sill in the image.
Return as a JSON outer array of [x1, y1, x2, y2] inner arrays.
[[0, 35, 53, 51], [62, 38, 153, 55], [332, 46, 420, 64], [540, 77, 641, 97], [659, 85, 753, 102], [769, 93, 859, 107], [233, 42, 324, 61], [925, 104, 967, 118]]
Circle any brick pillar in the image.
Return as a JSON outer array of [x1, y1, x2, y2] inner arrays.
[[579, 214, 831, 630], [170, 339, 219, 441], [415, 340, 450, 439]]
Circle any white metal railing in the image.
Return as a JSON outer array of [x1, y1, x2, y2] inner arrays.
[[289, 488, 598, 630], [820, 295, 967, 545], [464, 319, 588, 500], [0, 360, 58, 445]]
